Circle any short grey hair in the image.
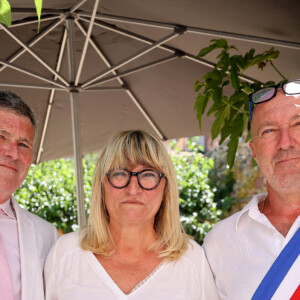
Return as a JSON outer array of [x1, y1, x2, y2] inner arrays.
[[0, 90, 36, 133]]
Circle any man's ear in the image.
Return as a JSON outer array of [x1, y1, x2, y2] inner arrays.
[[249, 141, 257, 160]]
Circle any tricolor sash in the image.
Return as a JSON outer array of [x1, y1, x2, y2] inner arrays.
[[251, 227, 300, 300]]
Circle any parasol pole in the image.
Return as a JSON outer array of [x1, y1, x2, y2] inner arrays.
[[66, 16, 86, 229]]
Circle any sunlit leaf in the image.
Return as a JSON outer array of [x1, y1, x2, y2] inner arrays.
[[35, 0, 43, 32], [0, 0, 11, 26]]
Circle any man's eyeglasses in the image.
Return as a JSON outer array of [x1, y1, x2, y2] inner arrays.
[[249, 80, 300, 120], [106, 168, 165, 190]]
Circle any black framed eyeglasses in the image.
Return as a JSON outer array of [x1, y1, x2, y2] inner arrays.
[[249, 80, 300, 120], [106, 168, 165, 190]]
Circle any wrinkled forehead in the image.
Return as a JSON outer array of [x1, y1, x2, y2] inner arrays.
[[0, 107, 35, 135], [251, 91, 300, 128]]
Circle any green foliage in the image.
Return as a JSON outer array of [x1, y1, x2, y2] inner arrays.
[[0, 0, 43, 28], [14, 146, 232, 245], [170, 138, 221, 244], [14, 154, 97, 233], [194, 38, 283, 168], [207, 144, 235, 218]]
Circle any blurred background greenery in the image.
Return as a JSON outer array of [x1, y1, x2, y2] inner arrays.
[[14, 137, 265, 244]]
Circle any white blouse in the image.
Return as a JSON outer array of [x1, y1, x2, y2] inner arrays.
[[45, 231, 219, 300]]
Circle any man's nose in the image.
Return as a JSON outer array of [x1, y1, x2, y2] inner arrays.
[[1, 141, 19, 160], [277, 125, 296, 151]]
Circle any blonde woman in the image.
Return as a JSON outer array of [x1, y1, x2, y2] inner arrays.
[[45, 130, 219, 300]]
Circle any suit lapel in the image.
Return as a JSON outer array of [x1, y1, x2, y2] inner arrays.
[[12, 197, 37, 300]]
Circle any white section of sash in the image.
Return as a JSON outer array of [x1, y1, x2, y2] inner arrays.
[[272, 255, 300, 300]]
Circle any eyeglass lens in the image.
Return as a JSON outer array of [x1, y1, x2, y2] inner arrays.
[[108, 169, 162, 190], [284, 81, 300, 94], [252, 88, 276, 103]]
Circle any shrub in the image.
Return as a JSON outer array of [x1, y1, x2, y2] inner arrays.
[[14, 154, 97, 233], [207, 143, 235, 218], [170, 138, 221, 244], [15, 144, 230, 244]]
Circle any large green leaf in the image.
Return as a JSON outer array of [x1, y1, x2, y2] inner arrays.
[[0, 0, 11, 26], [194, 94, 209, 130]]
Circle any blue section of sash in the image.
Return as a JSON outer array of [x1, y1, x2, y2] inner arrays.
[[251, 227, 300, 300]]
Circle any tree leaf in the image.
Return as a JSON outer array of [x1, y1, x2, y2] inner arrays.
[[197, 39, 228, 57], [229, 91, 247, 104], [263, 47, 280, 60], [230, 64, 240, 90], [246, 126, 252, 142], [219, 120, 231, 144], [203, 69, 222, 82], [194, 80, 205, 92], [212, 86, 222, 103], [227, 135, 239, 168], [197, 44, 216, 57], [221, 53, 230, 75], [231, 114, 245, 137], [244, 49, 255, 61], [194, 94, 208, 130], [231, 55, 244, 69], [35, 0, 43, 32], [0, 0, 11, 26], [207, 101, 225, 116], [212, 38, 228, 49], [241, 84, 253, 94], [264, 80, 276, 87], [211, 108, 227, 139], [211, 116, 222, 140]]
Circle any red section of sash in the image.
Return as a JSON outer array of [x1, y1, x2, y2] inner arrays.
[[290, 285, 300, 300]]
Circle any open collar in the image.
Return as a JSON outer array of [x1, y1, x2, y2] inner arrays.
[[235, 193, 268, 232]]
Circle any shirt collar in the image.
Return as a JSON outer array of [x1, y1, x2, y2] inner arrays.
[[235, 193, 268, 232], [0, 197, 17, 220]]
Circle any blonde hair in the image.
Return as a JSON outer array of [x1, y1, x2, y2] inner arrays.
[[81, 130, 188, 261]]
